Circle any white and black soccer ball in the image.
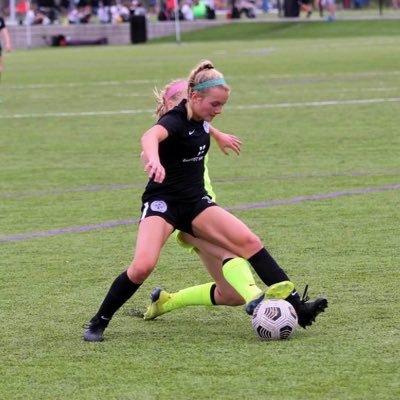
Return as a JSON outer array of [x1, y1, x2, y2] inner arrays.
[[252, 299, 298, 340]]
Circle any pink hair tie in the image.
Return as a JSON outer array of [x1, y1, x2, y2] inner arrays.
[[165, 80, 188, 101]]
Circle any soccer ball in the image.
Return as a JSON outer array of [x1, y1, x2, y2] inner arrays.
[[252, 299, 298, 340]]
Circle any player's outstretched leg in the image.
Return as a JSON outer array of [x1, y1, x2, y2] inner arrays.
[[143, 288, 171, 320], [144, 282, 216, 320]]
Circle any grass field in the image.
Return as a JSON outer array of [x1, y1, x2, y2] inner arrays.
[[1, 21, 399, 400]]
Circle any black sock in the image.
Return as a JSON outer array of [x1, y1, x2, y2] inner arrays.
[[210, 283, 217, 305], [247, 248, 290, 286], [94, 271, 141, 320]]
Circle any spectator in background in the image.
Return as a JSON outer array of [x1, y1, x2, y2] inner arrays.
[[299, 0, 313, 17], [16, 0, 30, 24], [158, 0, 172, 20], [181, 0, 194, 20], [166, 0, 176, 18], [204, 0, 216, 19], [68, 3, 92, 23], [131, 0, 147, 16], [110, 0, 130, 22], [315, 0, 324, 17], [97, 2, 111, 22], [24, 2, 51, 25], [147, 0, 157, 14], [59, 0, 71, 24], [261, 0, 269, 13], [193, 0, 207, 18], [321, 0, 335, 21], [238, 0, 256, 18], [0, 14, 12, 82]]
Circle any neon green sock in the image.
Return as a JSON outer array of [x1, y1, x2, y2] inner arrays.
[[222, 258, 262, 303], [162, 282, 215, 313]]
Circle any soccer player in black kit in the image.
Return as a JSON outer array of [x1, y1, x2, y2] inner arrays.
[[83, 60, 328, 342], [143, 78, 294, 320]]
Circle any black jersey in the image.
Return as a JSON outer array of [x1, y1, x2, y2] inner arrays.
[[142, 100, 211, 203]]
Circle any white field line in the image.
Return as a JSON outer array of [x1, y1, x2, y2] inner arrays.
[[1, 97, 400, 119], [22, 86, 400, 101], [3, 70, 400, 91], [4, 79, 160, 90]]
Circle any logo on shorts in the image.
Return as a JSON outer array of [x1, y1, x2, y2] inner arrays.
[[150, 200, 167, 213], [202, 195, 213, 204]]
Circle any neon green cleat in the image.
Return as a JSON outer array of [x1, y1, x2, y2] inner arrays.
[[143, 288, 171, 320], [265, 280, 295, 300], [246, 280, 295, 315]]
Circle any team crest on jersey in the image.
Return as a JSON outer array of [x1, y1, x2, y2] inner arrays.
[[150, 200, 167, 213], [203, 121, 210, 133]]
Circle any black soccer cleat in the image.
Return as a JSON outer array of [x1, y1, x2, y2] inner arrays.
[[297, 297, 328, 329], [83, 316, 110, 342], [287, 285, 328, 329]]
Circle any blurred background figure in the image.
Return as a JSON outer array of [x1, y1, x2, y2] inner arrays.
[[16, 0, 30, 24], [131, 0, 147, 16], [68, 2, 93, 24], [147, 0, 157, 14], [193, 0, 207, 19], [97, 2, 111, 23], [321, 0, 336, 20], [261, 0, 269, 13], [204, 0, 216, 18], [110, 0, 130, 22], [238, 0, 256, 18], [24, 2, 51, 25], [299, 0, 313, 17], [0, 13, 12, 82], [181, 0, 194, 20]]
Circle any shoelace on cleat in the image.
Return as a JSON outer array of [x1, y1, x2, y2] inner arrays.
[[300, 284, 310, 304]]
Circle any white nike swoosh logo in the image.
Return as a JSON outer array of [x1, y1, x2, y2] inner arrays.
[[188, 130, 195, 135]]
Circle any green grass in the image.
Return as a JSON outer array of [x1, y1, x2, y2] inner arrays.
[[1, 20, 400, 400], [150, 19, 400, 43]]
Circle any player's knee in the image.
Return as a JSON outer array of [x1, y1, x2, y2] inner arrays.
[[127, 256, 156, 283], [241, 232, 263, 256]]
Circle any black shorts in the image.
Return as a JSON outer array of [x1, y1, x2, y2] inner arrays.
[[140, 195, 217, 235]]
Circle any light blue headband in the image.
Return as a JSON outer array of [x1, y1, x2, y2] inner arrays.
[[192, 78, 227, 90]]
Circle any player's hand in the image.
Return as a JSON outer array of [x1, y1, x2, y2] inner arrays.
[[215, 133, 242, 155], [144, 159, 165, 183]]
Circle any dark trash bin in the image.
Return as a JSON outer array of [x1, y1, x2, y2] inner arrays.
[[130, 15, 147, 44], [283, 0, 300, 17]]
